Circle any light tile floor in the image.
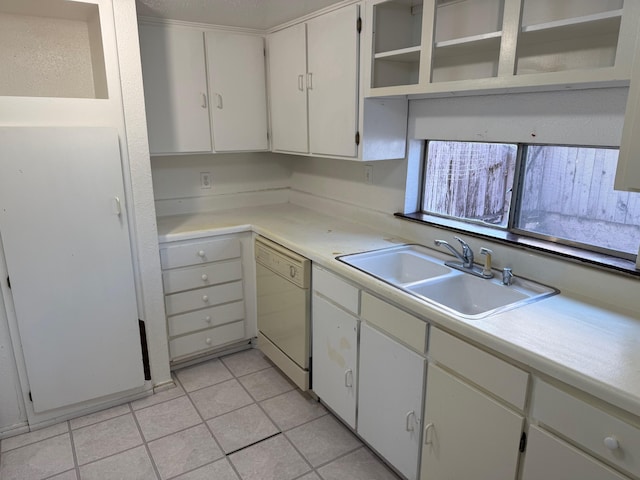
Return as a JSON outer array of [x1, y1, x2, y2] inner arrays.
[[0, 348, 401, 480]]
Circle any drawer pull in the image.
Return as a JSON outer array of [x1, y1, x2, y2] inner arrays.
[[424, 423, 434, 445], [201, 274, 208, 281], [205, 337, 212, 345], [604, 436, 620, 451], [198, 250, 206, 258], [205, 315, 212, 324], [405, 410, 416, 432], [202, 295, 209, 303]]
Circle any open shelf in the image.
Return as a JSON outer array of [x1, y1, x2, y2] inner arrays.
[[520, 9, 622, 44], [374, 45, 421, 62], [0, 0, 108, 99]]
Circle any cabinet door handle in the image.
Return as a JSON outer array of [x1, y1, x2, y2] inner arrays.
[[406, 411, 415, 432], [307, 72, 313, 90], [112, 196, 122, 216], [424, 423, 434, 444], [198, 250, 206, 258], [298, 74, 304, 91], [202, 295, 209, 303], [201, 274, 208, 282], [604, 436, 620, 450], [201, 93, 207, 108], [344, 368, 353, 387], [205, 337, 212, 345], [216, 93, 223, 109]]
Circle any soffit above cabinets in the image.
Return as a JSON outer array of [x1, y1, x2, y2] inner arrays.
[[135, 0, 346, 30]]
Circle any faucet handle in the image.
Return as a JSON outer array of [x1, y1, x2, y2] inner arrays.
[[454, 236, 469, 249]]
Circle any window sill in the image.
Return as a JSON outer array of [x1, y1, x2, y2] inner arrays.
[[396, 212, 640, 278]]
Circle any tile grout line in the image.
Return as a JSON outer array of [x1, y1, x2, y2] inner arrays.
[[66, 420, 81, 480], [128, 402, 162, 480], [0, 430, 69, 454]]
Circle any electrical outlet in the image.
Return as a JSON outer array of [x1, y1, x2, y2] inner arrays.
[[364, 165, 373, 185], [200, 172, 212, 189]]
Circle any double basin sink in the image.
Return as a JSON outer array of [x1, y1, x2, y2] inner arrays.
[[338, 244, 558, 319]]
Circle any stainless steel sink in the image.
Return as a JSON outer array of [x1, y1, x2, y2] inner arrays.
[[338, 245, 558, 319]]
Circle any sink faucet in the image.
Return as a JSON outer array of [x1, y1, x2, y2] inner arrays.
[[434, 237, 493, 279], [434, 237, 474, 268]]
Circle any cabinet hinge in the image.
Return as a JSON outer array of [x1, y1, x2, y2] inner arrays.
[[519, 432, 527, 453], [28, 391, 33, 402], [355, 131, 360, 146], [6, 276, 10, 289], [357, 17, 362, 34]]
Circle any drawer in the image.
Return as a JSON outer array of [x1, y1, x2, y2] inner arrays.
[[312, 265, 359, 315], [162, 259, 242, 294], [430, 327, 528, 410], [532, 379, 640, 478], [360, 292, 427, 354], [169, 321, 245, 360], [521, 425, 631, 480], [168, 301, 245, 337], [165, 281, 243, 316], [160, 237, 241, 269]]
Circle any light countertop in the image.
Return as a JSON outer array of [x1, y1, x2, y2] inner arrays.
[[157, 203, 640, 419]]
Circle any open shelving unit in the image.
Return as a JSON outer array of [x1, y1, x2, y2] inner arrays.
[[0, 0, 108, 99]]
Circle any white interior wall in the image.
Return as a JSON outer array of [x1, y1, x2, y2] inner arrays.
[[152, 152, 293, 216], [0, 293, 26, 437]]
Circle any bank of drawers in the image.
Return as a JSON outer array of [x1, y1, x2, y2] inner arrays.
[[160, 236, 246, 361]]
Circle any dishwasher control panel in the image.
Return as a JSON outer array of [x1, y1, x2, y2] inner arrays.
[[255, 236, 310, 289]]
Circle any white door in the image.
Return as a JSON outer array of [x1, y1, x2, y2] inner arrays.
[[521, 425, 631, 480], [0, 127, 144, 412], [307, 5, 359, 157], [311, 293, 358, 428], [139, 24, 212, 154], [206, 32, 269, 152], [421, 365, 524, 480], [268, 23, 309, 154], [358, 323, 425, 480]]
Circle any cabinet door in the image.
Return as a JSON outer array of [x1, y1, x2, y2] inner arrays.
[[312, 293, 358, 429], [0, 127, 144, 412], [139, 24, 212, 154], [206, 32, 269, 152], [307, 5, 359, 157], [521, 425, 630, 480], [268, 23, 309, 154], [421, 365, 524, 480], [359, 323, 425, 480]]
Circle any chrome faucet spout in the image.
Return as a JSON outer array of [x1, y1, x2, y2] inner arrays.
[[434, 239, 467, 265]]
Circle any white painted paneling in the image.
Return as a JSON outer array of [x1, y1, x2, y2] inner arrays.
[[409, 87, 627, 146], [0, 293, 26, 435]]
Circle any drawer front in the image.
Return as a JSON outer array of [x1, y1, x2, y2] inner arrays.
[[169, 321, 245, 360], [168, 301, 245, 337], [165, 281, 243, 316], [312, 265, 359, 315], [160, 237, 241, 269], [360, 292, 427, 354], [162, 259, 242, 294], [532, 380, 640, 477], [522, 425, 631, 480], [430, 327, 528, 410]]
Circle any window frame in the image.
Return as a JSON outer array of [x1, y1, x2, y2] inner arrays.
[[408, 140, 640, 272]]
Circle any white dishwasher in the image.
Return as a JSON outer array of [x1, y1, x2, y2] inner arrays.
[[255, 236, 311, 390]]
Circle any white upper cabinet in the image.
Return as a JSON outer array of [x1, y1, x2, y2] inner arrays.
[[269, 5, 359, 157], [268, 23, 309, 154], [205, 32, 269, 152], [139, 24, 212, 154], [139, 23, 269, 155], [307, 6, 359, 157], [366, 0, 640, 97], [267, 4, 408, 161]]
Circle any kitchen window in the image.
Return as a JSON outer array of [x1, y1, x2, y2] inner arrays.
[[404, 141, 640, 268]]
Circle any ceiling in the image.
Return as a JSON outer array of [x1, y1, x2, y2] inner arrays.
[[135, 0, 346, 30]]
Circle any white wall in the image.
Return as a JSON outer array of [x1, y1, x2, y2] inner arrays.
[[152, 152, 292, 216]]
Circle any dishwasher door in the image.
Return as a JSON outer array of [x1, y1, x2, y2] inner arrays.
[[255, 236, 311, 390]]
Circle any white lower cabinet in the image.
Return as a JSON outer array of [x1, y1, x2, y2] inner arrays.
[[160, 233, 254, 363], [421, 365, 524, 480], [358, 323, 426, 480], [521, 425, 631, 480], [311, 293, 358, 428]]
